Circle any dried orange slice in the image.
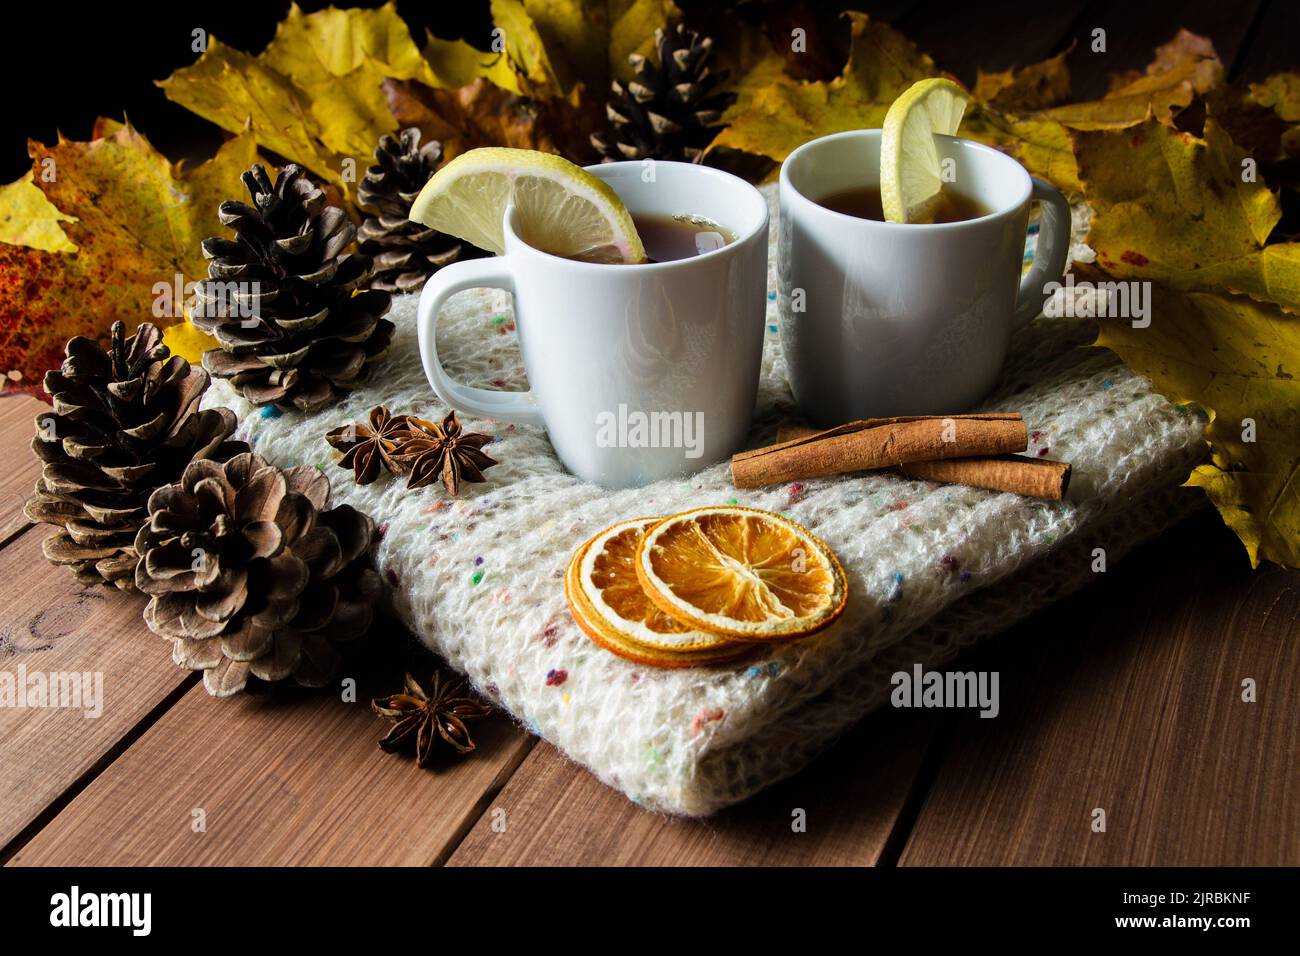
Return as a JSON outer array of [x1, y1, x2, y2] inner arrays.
[[635, 506, 848, 641], [565, 518, 755, 669]]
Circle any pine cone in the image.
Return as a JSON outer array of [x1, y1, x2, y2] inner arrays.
[[24, 321, 245, 591], [193, 164, 395, 413], [135, 452, 383, 697], [591, 24, 736, 163], [358, 129, 480, 294]]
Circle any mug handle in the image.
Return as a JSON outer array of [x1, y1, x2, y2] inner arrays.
[[416, 257, 545, 427], [1013, 176, 1072, 329]]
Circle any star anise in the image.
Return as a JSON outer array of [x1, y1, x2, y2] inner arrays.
[[395, 410, 498, 495], [325, 405, 410, 484], [371, 671, 493, 768]]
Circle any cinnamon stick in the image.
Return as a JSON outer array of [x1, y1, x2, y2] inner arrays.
[[732, 414, 1028, 489], [900, 455, 1071, 499], [767, 421, 1070, 499]]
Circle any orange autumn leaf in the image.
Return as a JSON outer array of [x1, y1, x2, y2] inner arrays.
[[0, 245, 98, 391], [0, 123, 254, 390], [383, 76, 603, 164]]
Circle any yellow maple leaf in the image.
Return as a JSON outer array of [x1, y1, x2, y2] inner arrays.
[[0, 173, 77, 253], [963, 31, 1223, 194], [1245, 72, 1300, 164], [708, 12, 939, 165], [963, 49, 1076, 189], [1250, 72, 1300, 124], [424, 35, 521, 91], [709, 21, 1224, 195], [162, 318, 220, 365], [0, 123, 252, 390], [965, 108, 1084, 193], [490, 0, 675, 99], [974, 48, 1071, 112], [1092, 280, 1299, 567], [491, 0, 568, 97], [1045, 29, 1221, 130], [159, 2, 513, 195], [1076, 118, 1300, 312]]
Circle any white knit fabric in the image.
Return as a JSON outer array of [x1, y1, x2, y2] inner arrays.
[[204, 187, 1207, 815]]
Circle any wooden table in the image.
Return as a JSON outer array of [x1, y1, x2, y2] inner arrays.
[[3, 0, 1299, 867]]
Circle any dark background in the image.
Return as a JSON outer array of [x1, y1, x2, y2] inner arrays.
[[2, 0, 1297, 181]]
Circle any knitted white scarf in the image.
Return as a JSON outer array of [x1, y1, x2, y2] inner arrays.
[[205, 188, 1206, 815]]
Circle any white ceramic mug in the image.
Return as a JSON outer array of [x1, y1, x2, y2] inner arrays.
[[417, 161, 769, 488], [778, 129, 1071, 423]]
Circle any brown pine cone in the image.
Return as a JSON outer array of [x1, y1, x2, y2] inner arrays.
[[135, 452, 383, 697], [358, 128, 482, 293], [24, 321, 245, 591], [591, 24, 737, 163], [193, 163, 395, 413]]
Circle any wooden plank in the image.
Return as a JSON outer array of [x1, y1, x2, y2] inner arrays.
[[1233, 0, 1300, 82], [8, 649, 535, 866], [899, 511, 1300, 866], [0, 395, 46, 548], [1062, 0, 1264, 100], [0, 528, 194, 855], [447, 707, 941, 866], [897, 0, 1088, 84], [2, 382, 536, 865]]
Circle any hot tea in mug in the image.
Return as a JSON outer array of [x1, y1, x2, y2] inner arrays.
[[418, 161, 769, 488], [631, 214, 734, 262], [777, 128, 1071, 423], [566, 214, 736, 263], [815, 185, 991, 224]]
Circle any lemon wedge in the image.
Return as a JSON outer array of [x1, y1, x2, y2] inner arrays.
[[880, 78, 973, 223], [408, 147, 645, 263]]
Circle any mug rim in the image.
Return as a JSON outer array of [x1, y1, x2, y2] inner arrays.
[[781, 128, 1033, 230], [503, 159, 769, 271]]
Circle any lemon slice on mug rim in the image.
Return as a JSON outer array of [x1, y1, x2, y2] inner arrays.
[[879, 77, 973, 224], [407, 147, 645, 263]]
